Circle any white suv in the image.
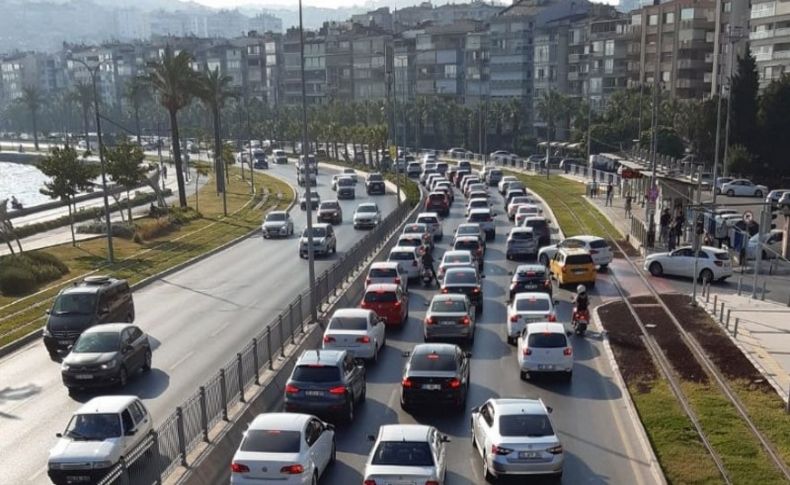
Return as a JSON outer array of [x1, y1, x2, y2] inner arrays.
[[416, 212, 443, 241], [48, 396, 153, 484], [517, 322, 573, 382]]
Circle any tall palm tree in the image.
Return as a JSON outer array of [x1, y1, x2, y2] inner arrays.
[[125, 77, 149, 146], [18, 85, 43, 151], [144, 45, 198, 208], [69, 82, 94, 151]]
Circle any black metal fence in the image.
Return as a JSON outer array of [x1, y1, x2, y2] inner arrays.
[[96, 199, 414, 485]]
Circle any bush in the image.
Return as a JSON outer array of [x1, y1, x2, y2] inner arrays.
[[134, 217, 177, 241], [76, 222, 136, 239], [167, 207, 201, 224], [25, 251, 69, 275], [0, 267, 37, 295], [0, 251, 70, 295]]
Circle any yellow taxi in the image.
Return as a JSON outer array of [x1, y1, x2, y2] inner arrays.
[[550, 247, 597, 287]]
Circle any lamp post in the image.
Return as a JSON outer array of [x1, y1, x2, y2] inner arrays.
[[69, 54, 114, 263], [721, 26, 745, 178]]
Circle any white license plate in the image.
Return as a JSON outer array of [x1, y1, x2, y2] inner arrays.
[[58, 340, 71, 345], [519, 451, 541, 459], [441, 320, 456, 325], [66, 476, 91, 483], [305, 390, 324, 397], [524, 284, 537, 289], [422, 384, 441, 390], [75, 374, 93, 380], [538, 364, 555, 370]]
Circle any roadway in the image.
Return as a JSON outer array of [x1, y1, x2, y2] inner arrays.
[[0, 160, 398, 485]]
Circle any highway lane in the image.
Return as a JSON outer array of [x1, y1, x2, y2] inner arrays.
[[0, 161, 397, 485]]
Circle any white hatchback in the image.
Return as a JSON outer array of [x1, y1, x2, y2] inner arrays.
[[517, 322, 573, 381], [538, 235, 613, 269], [388, 246, 423, 279], [416, 212, 443, 240], [322, 308, 385, 361], [506, 293, 557, 345], [644, 246, 732, 282], [363, 424, 449, 485]]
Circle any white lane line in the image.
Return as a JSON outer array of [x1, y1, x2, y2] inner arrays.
[[169, 351, 194, 371], [209, 320, 233, 337], [29, 466, 47, 482]]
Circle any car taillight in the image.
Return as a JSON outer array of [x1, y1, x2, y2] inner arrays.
[[231, 463, 250, 473], [402, 377, 413, 388], [360, 301, 369, 309], [547, 314, 556, 322], [547, 445, 563, 454], [280, 464, 304, 474], [285, 384, 299, 394], [357, 336, 371, 343], [329, 385, 347, 395], [459, 316, 471, 325], [448, 378, 462, 389], [425, 317, 436, 325], [364, 481, 378, 485], [394, 300, 402, 307], [523, 348, 532, 356], [441, 288, 449, 293], [394, 277, 401, 284], [473, 287, 480, 293], [425, 481, 440, 485], [510, 315, 520, 322], [564, 347, 573, 356], [714, 261, 723, 267], [323, 335, 336, 343], [491, 444, 514, 455]]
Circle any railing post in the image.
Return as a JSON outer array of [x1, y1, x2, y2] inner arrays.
[[289, 303, 297, 345], [298, 294, 305, 332], [761, 279, 767, 301], [726, 309, 731, 329], [219, 369, 228, 420], [199, 386, 209, 442], [151, 431, 162, 481], [279, 315, 286, 358], [176, 407, 188, 467], [252, 338, 260, 385], [733, 318, 740, 338], [266, 329, 274, 370], [713, 294, 717, 311], [738, 276, 743, 295], [719, 302, 725, 322], [237, 353, 245, 403]]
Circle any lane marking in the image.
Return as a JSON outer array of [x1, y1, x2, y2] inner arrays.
[[209, 320, 233, 338], [169, 351, 194, 371]]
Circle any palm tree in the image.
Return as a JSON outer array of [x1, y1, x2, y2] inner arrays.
[[144, 45, 199, 208], [18, 85, 43, 151], [69, 82, 93, 151], [125, 77, 149, 146]]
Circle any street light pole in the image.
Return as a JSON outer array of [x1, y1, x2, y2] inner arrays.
[[722, 26, 744, 178]]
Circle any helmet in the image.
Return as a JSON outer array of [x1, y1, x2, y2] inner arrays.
[[577, 284, 586, 294]]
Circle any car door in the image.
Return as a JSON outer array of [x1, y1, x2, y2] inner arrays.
[[129, 326, 147, 371], [432, 428, 447, 480], [120, 408, 137, 454], [369, 313, 383, 350], [668, 248, 693, 276], [344, 355, 361, 400], [476, 403, 494, 457], [310, 419, 332, 473], [132, 400, 151, 434]]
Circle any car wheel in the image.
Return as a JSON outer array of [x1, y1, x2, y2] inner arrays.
[[329, 439, 337, 464], [727, 189, 735, 197], [118, 366, 128, 388], [755, 190, 763, 198], [700, 268, 714, 283], [649, 262, 663, 277], [540, 254, 549, 267], [142, 349, 152, 372], [482, 453, 496, 483], [519, 370, 528, 381], [506, 336, 515, 345]]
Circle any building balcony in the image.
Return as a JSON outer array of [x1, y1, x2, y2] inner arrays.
[[755, 51, 773, 61], [774, 50, 790, 59], [775, 27, 790, 39], [751, 30, 774, 40], [677, 59, 707, 69]]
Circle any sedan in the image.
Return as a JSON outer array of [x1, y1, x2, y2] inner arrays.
[[720, 178, 768, 198], [364, 425, 448, 484], [466, 198, 491, 216], [453, 236, 485, 270], [322, 309, 385, 361], [416, 212, 443, 240], [437, 250, 476, 279], [424, 294, 476, 343], [441, 267, 484, 312], [401, 343, 470, 411], [506, 293, 557, 345], [403, 222, 434, 250], [538, 235, 613, 269], [509, 264, 553, 301], [353, 202, 381, 229], [746, 229, 784, 260], [397, 234, 429, 256], [261, 211, 294, 238], [471, 398, 564, 481], [366, 262, 408, 292], [230, 413, 335, 485], [644, 246, 732, 282]]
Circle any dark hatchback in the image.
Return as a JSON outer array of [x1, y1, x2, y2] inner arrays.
[[509, 264, 553, 301], [453, 236, 484, 270], [400, 343, 470, 412], [441, 267, 484, 312], [524, 217, 552, 247], [366, 173, 386, 195], [284, 350, 366, 423]]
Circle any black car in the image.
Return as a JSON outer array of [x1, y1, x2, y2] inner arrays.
[[509, 264, 553, 301], [366, 172, 386, 195], [453, 236, 484, 270], [284, 349, 366, 423], [400, 343, 470, 411], [43, 276, 135, 360], [523, 217, 552, 247], [299, 191, 320, 210], [61, 323, 151, 391], [317, 200, 343, 224], [441, 267, 484, 312]]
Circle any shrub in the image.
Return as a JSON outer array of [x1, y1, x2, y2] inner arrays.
[[25, 251, 69, 275], [76, 222, 136, 239], [134, 217, 176, 241], [0, 267, 37, 295]]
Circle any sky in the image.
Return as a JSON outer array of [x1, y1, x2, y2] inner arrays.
[[190, 0, 379, 7]]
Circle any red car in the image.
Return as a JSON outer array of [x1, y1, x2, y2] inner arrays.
[[360, 283, 409, 326], [425, 191, 450, 217]]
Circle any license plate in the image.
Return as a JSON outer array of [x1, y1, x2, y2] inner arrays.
[[305, 390, 324, 397], [75, 374, 93, 380], [422, 384, 441, 390], [538, 364, 555, 370], [66, 476, 91, 483], [58, 340, 72, 345], [573, 269, 586, 274], [441, 320, 456, 325], [519, 451, 541, 459]]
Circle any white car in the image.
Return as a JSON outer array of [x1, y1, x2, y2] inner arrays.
[[366, 261, 408, 292], [321, 308, 385, 361], [506, 292, 557, 344], [517, 322, 573, 381], [364, 425, 448, 485], [720, 179, 768, 198], [230, 413, 335, 485], [438, 250, 476, 279], [538, 235, 613, 268], [353, 202, 381, 229], [498, 175, 519, 194], [471, 398, 564, 481], [644, 246, 732, 282], [746, 229, 784, 260], [508, 196, 538, 220], [261, 211, 294, 238], [416, 212, 443, 240], [453, 223, 485, 246], [388, 246, 423, 279], [48, 396, 153, 484], [514, 204, 542, 226], [402, 222, 434, 249], [466, 197, 491, 216]]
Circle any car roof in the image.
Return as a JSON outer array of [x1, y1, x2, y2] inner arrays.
[[296, 349, 346, 366], [509, 227, 534, 234], [559, 247, 589, 255], [311, 222, 331, 229], [332, 308, 373, 318], [456, 223, 481, 230], [76, 395, 139, 415], [445, 266, 477, 274], [248, 413, 311, 431], [378, 424, 433, 442], [390, 246, 418, 254], [357, 202, 378, 208], [417, 212, 440, 218], [442, 250, 472, 258], [571, 235, 605, 243], [430, 293, 467, 302], [514, 292, 551, 302], [523, 216, 547, 222], [490, 398, 548, 416], [82, 323, 135, 334], [370, 261, 400, 269], [455, 235, 481, 242], [525, 322, 566, 335], [468, 208, 491, 215], [365, 283, 400, 292], [320, 200, 339, 205]]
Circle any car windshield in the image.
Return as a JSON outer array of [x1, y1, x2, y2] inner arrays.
[[364, 291, 397, 303], [469, 213, 490, 222], [499, 414, 554, 437], [565, 254, 593, 265], [292, 365, 341, 382], [240, 430, 301, 453], [328, 316, 368, 330], [303, 227, 327, 237], [399, 238, 422, 247], [390, 252, 414, 261], [370, 268, 397, 278], [72, 332, 120, 353], [445, 271, 477, 284], [320, 203, 338, 210], [418, 217, 438, 224], [510, 231, 533, 240], [516, 298, 551, 312], [430, 299, 466, 312], [444, 254, 471, 264], [357, 205, 376, 213], [65, 413, 121, 440], [52, 293, 96, 315], [457, 226, 479, 235], [528, 333, 567, 348], [371, 441, 435, 467], [266, 213, 286, 221]]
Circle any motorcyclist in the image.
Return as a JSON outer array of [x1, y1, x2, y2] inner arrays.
[[421, 249, 436, 283], [573, 284, 589, 313]]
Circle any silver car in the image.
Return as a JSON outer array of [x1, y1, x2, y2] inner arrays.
[[364, 425, 448, 485], [261, 211, 294, 238], [353, 202, 381, 229], [471, 398, 564, 481], [506, 227, 538, 260], [424, 293, 475, 343], [437, 250, 476, 279]]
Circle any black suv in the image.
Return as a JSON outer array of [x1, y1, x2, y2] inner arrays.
[[317, 200, 343, 224], [366, 172, 386, 195], [284, 350, 366, 423], [43, 276, 135, 360], [400, 343, 470, 412], [509, 264, 553, 301]]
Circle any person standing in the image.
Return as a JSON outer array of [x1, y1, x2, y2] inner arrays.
[[624, 194, 633, 217], [606, 182, 613, 206], [659, 209, 670, 244]]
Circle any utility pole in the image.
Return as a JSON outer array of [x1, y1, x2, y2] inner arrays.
[[753, 204, 767, 298], [691, 165, 704, 306], [586, 13, 593, 180], [545, 90, 551, 180], [722, 26, 744, 178]]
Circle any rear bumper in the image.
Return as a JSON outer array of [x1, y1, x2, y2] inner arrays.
[[488, 455, 564, 476], [425, 324, 473, 340], [401, 388, 464, 407]]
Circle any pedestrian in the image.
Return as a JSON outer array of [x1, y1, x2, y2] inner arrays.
[[606, 182, 613, 206], [659, 209, 671, 244], [162, 164, 168, 179], [624, 194, 633, 217], [668, 226, 677, 251], [591, 181, 597, 198]]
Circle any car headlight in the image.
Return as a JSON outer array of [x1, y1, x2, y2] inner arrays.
[[61, 362, 70, 371], [43, 327, 52, 338], [100, 359, 118, 370]]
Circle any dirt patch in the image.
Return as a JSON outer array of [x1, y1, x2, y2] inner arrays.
[[629, 295, 658, 305], [598, 301, 657, 390], [635, 305, 709, 384], [616, 239, 641, 257], [661, 294, 774, 393]]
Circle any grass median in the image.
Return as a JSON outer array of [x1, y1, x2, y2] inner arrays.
[[0, 168, 294, 348]]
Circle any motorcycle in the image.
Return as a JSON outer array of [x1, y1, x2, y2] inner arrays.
[[571, 307, 589, 336], [421, 267, 436, 287]]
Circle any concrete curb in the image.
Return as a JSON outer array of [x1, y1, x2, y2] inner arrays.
[[593, 305, 667, 485]]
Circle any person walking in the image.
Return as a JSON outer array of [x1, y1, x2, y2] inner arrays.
[[606, 182, 614, 206], [624, 194, 633, 217], [659, 209, 671, 244]]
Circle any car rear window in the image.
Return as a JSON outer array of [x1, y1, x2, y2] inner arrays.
[[418, 216, 438, 224], [328, 316, 368, 330], [372, 441, 434, 467], [455, 240, 480, 251], [565, 254, 593, 265], [364, 291, 397, 303], [445, 271, 478, 284], [430, 299, 467, 312], [589, 240, 608, 249], [241, 430, 301, 453], [429, 193, 445, 202], [410, 352, 456, 371], [498, 414, 554, 437], [457, 226, 479, 236], [469, 213, 491, 222], [303, 227, 327, 238], [713, 252, 730, 261], [527, 333, 567, 348], [399, 238, 422, 247], [526, 220, 548, 230], [292, 365, 341, 382], [516, 269, 545, 280], [470, 200, 488, 208], [516, 298, 551, 312], [444, 254, 471, 264], [510, 231, 533, 240], [390, 251, 414, 261], [370, 268, 397, 278]]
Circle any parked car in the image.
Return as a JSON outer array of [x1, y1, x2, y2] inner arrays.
[[449, 147, 472, 159], [441, 267, 484, 313], [549, 247, 596, 288], [423, 294, 476, 344], [517, 322, 573, 381], [353, 202, 381, 229], [366, 261, 408, 292], [317, 200, 343, 225], [360, 283, 409, 326], [322, 308, 386, 360], [261, 211, 294, 238], [645, 246, 732, 282], [506, 293, 557, 345], [538, 235, 612, 269], [746, 229, 785, 260], [388, 246, 423, 280], [506, 227, 539, 260], [509, 264, 553, 301], [363, 425, 448, 485], [298, 224, 336, 258], [766, 189, 790, 208], [714, 176, 734, 194], [299, 190, 320, 210], [229, 413, 335, 485], [720, 178, 767, 198]]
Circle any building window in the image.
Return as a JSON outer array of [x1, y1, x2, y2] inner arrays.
[[661, 71, 671, 82], [648, 14, 658, 26], [605, 58, 614, 73], [681, 8, 695, 20], [605, 40, 615, 56], [445, 65, 457, 79], [664, 12, 674, 24], [631, 14, 642, 26], [592, 41, 603, 54]]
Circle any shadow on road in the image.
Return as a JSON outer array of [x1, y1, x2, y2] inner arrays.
[[0, 384, 42, 419]]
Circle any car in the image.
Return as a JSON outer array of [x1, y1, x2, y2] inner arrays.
[[453, 223, 485, 247], [449, 147, 472, 159], [486, 168, 504, 186], [505, 187, 527, 206], [317, 200, 343, 224], [454, 169, 471, 187], [262, 210, 294, 238], [522, 216, 552, 248], [471, 398, 564, 481], [467, 189, 489, 202], [298, 224, 337, 258], [322, 308, 386, 359], [714, 176, 734, 194], [466, 197, 491, 216], [430, 177, 449, 192], [461, 176, 481, 195], [407, 161, 422, 178], [366, 172, 386, 195], [467, 208, 496, 241], [766, 189, 790, 208], [353, 202, 381, 229], [436, 161, 449, 175], [506, 227, 539, 260], [509, 263, 553, 301], [426, 191, 451, 216], [720, 178, 768, 198], [401, 343, 471, 414], [361, 283, 409, 326], [644, 246, 732, 282], [746, 229, 785, 260], [61, 323, 152, 391], [499, 175, 519, 194], [435, 183, 455, 204], [299, 190, 320, 210], [388, 246, 423, 280], [397, 233, 430, 256], [366, 261, 408, 293], [514, 205, 542, 226], [508, 195, 539, 220], [416, 212, 443, 240], [778, 191, 790, 209], [506, 293, 557, 345], [336, 176, 356, 199], [453, 235, 485, 270], [43, 276, 134, 360], [441, 267, 484, 312], [229, 413, 335, 485], [490, 150, 513, 163], [364, 424, 448, 485], [422, 153, 437, 164], [423, 295, 476, 344], [538, 235, 613, 269], [402, 222, 434, 250], [457, 160, 472, 172], [284, 349, 366, 423], [297, 170, 316, 187], [330, 174, 343, 191], [272, 149, 288, 164], [341, 167, 358, 183], [465, 183, 487, 198], [518, 322, 573, 381], [438, 250, 476, 279], [297, 155, 318, 174], [425, 173, 443, 190], [48, 396, 153, 485], [549, 247, 596, 288]]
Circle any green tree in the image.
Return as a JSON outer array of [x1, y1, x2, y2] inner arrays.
[[757, 74, 790, 179], [124, 77, 149, 146], [639, 126, 685, 158], [725, 144, 753, 176], [729, 51, 759, 155], [38, 146, 99, 245], [17, 85, 43, 151], [105, 140, 148, 223], [144, 45, 199, 208]]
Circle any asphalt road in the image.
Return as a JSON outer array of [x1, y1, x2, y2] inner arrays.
[[0, 161, 397, 485]]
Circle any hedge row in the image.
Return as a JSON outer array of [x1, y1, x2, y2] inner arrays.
[[0, 251, 69, 296]]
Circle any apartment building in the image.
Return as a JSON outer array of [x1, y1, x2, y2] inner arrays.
[[749, 0, 790, 87], [283, 28, 327, 105], [393, 1, 502, 30], [415, 21, 480, 100], [0, 52, 65, 103]]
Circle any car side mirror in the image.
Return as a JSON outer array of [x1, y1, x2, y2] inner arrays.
[[325, 423, 335, 432], [45, 309, 51, 315], [465, 351, 472, 358], [56, 432, 63, 438], [401, 350, 411, 358], [125, 429, 137, 436], [470, 406, 479, 413], [367, 434, 376, 442], [546, 406, 554, 414], [441, 435, 451, 443]]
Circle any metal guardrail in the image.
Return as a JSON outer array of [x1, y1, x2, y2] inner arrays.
[[94, 199, 414, 485]]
